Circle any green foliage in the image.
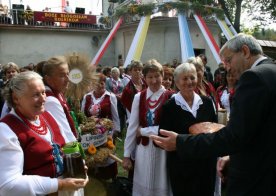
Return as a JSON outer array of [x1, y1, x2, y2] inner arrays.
[[99, 16, 112, 25], [175, 2, 190, 13], [115, 1, 224, 19], [224, 0, 235, 21], [75, 111, 87, 125], [115, 133, 128, 177], [219, 0, 275, 31], [241, 25, 276, 41], [190, 1, 205, 14], [253, 28, 276, 41], [137, 3, 155, 16], [244, 0, 276, 27]]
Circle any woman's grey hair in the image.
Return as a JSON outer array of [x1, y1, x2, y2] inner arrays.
[[186, 57, 204, 70], [220, 33, 263, 55], [2, 62, 20, 75], [2, 71, 43, 108], [111, 67, 120, 74], [174, 63, 197, 82]]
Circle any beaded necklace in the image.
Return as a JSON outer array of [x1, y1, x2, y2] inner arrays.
[[146, 92, 164, 126], [146, 93, 164, 109], [15, 109, 48, 135]]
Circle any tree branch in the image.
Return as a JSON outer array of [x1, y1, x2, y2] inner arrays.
[[234, 0, 242, 33]]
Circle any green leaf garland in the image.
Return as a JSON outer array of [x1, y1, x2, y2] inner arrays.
[[115, 1, 224, 19]]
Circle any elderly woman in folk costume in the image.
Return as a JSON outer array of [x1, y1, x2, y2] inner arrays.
[[120, 60, 147, 120], [1, 62, 20, 118], [158, 63, 217, 196], [0, 72, 88, 196], [122, 59, 174, 196], [81, 73, 120, 180], [2, 62, 20, 85], [106, 67, 125, 95], [42, 56, 77, 143], [105, 67, 126, 131]]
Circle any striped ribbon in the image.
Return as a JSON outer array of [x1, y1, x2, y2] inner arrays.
[[123, 15, 151, 68], [225, 15, 237, 36], [216, 16, 233, 40], [215, 15, 237, 40], [91, 17, 123, 66], [193, 14, 221, 64], [178, 14, 195, 62]]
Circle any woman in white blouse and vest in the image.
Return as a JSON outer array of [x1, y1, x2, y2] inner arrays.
[[43, 56, 77, 143], [123, 59, 173, 196], [0, 72, 88, 196], [81, 73, 120, 180]]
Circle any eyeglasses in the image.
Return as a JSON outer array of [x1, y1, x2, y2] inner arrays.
[[222, 53, 236, 65]]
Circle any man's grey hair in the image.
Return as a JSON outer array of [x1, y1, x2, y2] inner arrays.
[[220, 33, 263, 55]]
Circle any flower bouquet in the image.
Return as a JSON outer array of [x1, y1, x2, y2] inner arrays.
[[79, 116, 116, 167]]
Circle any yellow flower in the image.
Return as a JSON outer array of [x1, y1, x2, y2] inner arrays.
[[107, 140, 115, 149]]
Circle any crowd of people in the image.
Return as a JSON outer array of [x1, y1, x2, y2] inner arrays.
[[0, 33, 275, 196]]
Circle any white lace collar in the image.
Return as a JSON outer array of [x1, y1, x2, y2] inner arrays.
[[91, 90, 110, 104], [146, 86, 166, 100], [174, 92, 203, 118]]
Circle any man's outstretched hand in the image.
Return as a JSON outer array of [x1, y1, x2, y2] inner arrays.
[[150, 129, 178, 151]]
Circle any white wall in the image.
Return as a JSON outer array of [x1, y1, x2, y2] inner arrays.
[[0, 28, 115, 67]]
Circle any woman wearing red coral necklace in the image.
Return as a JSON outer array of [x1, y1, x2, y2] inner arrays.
[[123, 59, 173, 196], [0, 72, 88, 195]]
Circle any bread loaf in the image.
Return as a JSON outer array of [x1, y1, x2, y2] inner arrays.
[[189, 122, 225, 135]]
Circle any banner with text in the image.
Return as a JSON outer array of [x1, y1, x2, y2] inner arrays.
[[34, 11, 97, 24]]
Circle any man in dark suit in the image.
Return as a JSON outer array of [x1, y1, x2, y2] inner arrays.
[[151, 34, 276, 196]]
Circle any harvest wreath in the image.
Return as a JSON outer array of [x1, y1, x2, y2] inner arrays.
[[79, 116, 118, 167]]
